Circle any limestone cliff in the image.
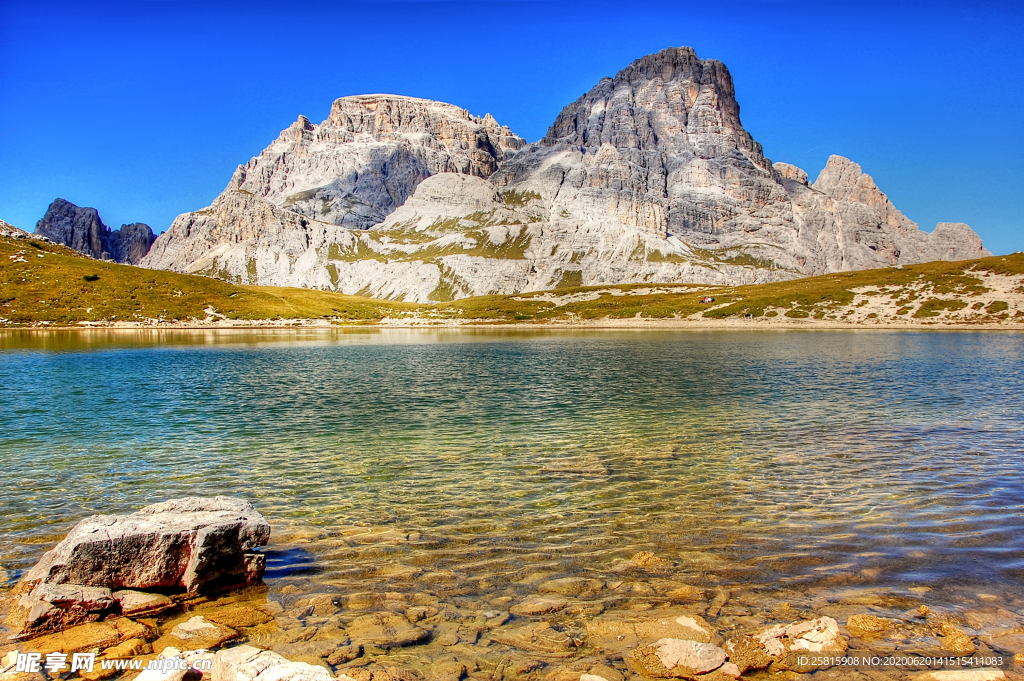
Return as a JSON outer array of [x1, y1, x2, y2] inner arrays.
[[140, 47, 989, 301], [35, 199, 155, 265], [203, 95, 519, 231]]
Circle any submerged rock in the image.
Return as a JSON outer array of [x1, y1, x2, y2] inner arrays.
[[723, 616, 847, 673], [630, 552, 674, 571], [489, 621, 576, 656], [912, 671, 1006, 680], [626, 638, 727, 679], [114, 590, 175, 617], [346, 612, 429, 648], [6, 497, 270, 639], [846, 613, 895, 637], [509, 597, 569, 617], [938, 622, 976, 655], [211, 645, 335, 681], [155, 615, 240, 653], [586, 611, 715, 655], [536, 577, 605, 598]]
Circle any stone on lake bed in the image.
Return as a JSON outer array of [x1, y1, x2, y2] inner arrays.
[[154, 615, 239, 653], [630, 551, 674, 570], [115, 616, 156, 640], [345, 612, 429, 647], [427, 659, 467, 681], [938, 622, 976, 654], [912, 670, 1006, 680], [102, 636, 151, 658], [585, 663, 624, 681], [114, 590, 174, 616], [255, 662, 333, 681], [489, 621, 576, 656], [19, 621, 121, 654], [201, 604, 276, 629], [272, 640, 344, 660], [846, 613, 895, 637], [585, 611, 715, 654], [626, 638, 727, 678], [212, 645, 291, 681], [724, 617, 847, 674], [292, 594, 339, 617], [665, 585, 704, 600], [211, 645, 334, 681], [510, 597, 569, 616], [785, 616, 844, 651], [716, 662, 741, 679], [537, 577, 605, 597]]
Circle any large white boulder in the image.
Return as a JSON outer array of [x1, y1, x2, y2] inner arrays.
[[7, 497, 270, 638]]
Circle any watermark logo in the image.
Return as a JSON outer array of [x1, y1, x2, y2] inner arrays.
[[10, 652, 98, 674], [5, 651, 211, 674]]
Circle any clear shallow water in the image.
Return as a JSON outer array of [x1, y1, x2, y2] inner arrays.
[[1, 328, 1023, 605]]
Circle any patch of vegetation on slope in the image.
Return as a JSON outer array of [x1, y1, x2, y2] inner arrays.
[[433, 254, 1024, 323], [0, 235, 411, 324], [3, 231, 1022, 327]]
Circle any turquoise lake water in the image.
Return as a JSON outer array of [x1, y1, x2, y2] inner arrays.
[[1, 328, 1022, 606]]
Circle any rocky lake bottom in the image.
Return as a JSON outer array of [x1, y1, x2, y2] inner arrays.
[[1, 329, 1023, 679]]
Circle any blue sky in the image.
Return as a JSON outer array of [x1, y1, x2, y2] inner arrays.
[[1, 1, 1022, 254]]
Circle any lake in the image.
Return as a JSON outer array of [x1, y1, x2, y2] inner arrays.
[[2, 328, 1023, 674]]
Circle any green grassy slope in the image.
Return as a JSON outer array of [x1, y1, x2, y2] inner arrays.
[[2, 232, 1022, 326], [0, 235, 411, 324]]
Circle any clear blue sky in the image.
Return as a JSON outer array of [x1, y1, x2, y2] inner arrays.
[[1, 1, 1022, 254]]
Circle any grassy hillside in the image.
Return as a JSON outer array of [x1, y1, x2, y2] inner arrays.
[[0, 234, 411, 325], [2, 232, 1022, 327], [494, 255, 1024, 324]]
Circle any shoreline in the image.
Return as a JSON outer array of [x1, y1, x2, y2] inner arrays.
[[3, 315, 1023, 332]]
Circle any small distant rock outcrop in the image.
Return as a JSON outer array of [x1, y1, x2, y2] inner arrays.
[[6, 497, 270, 639], [140, 47, 990, 301], [34, 198, 155, 264], [0, 219, 37, 241]]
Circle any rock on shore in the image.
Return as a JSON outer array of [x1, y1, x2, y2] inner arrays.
[[6, 497, 270, 639]]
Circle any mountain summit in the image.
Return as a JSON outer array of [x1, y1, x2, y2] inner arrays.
[[141, 47, 988, 301], [35, 199, 155, 265]]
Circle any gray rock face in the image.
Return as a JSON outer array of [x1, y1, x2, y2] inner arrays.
[[110, 222, 158, 264], [220, 95, 523, 230], [7, 496, 270, 639], [776, 155, 990, 271], [140, 47, 990, 301], [34, 198, 155, 264], [492, 46, 785, 238]]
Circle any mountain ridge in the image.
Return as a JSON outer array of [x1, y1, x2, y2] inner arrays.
[[137, 47, 989, 301]]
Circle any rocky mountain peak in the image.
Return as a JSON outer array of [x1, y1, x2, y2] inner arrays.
[[540, 46, 766, 169], [141, 47, 990, 300], [773, 162, 809, 185], [491, 46, 782, 238], [814, 155, 880, 200], [215, 94, 526, 232], [34, 198, 154, 264]]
